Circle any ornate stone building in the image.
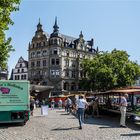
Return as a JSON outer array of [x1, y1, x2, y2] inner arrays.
[[28, 18, 98, 96]]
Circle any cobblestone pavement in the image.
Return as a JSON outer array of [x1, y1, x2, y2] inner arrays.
[[0, 108, 140, 140]]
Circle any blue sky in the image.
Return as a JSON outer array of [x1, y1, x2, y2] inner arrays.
[[6, 0, 140, 74]]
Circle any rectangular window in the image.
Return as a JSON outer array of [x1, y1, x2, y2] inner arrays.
[[54, 49, 57, 54], [51, 59, 55, 65], [37, 61, 40, 67], [43, 42, 45, 46], [65, 59, 69, 66], [17, 75, 19, 80], [72, 71, 76, 78], [43, 60, 47, 66], [56, 70, 60, 77], [18, 69, 20, 73], [56, 59, 59, 65], [21, 75, 24, 80], [24, 75, 26, 79], [31, 62, 35, 67], [72, 60, 76, 67]]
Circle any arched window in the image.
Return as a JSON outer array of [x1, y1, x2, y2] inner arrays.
[[54, 39, 57, 45]]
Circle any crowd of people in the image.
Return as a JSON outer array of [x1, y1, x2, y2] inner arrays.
[[30, 93, 129, 129]]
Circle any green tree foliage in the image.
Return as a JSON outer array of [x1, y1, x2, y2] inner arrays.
[[0, 0, 20, 69], [81, 49, 140, 91]]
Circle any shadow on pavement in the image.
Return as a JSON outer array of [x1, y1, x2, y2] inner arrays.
[[99, 126, 120, 129], [60, 113, 70, 115], [84, 115, 120, 128], [121, 133, 140, 136], [84, 114, 140, 130], [51, 127, 79, 131], [57, 109, 140, 131], [56, 111, 66, 113], [0, 123, 24, 128]]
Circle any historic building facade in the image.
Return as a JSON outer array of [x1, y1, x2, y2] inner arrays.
[[10, 56, 28, 80], [28, 18, 98, 96], [0, 69, 8, 80]]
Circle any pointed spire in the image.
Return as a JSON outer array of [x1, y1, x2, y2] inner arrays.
[[37, 18, 42, 31], [79, 31, 83, 38], [53, 16, 59, 34], [39, 18, 40, 24], [28, 42, 30, 47]]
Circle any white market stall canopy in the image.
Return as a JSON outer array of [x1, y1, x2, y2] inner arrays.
[[30, 84, 54, 92]]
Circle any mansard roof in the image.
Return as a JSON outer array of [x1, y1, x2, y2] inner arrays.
[[61, 34, 76, 43]]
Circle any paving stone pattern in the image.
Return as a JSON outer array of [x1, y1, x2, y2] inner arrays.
[[0, 108, 140, 140]]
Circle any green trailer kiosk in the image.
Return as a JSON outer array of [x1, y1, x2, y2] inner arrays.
[[0, 80, 30, 125]]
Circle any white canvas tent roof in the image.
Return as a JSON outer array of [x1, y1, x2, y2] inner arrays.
[[30, 84, 53, 92]]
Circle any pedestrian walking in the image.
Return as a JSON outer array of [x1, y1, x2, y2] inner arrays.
[[91, 97, 99, 118], [66, 97, 72, 114], [51, 99, 55, 110], [120, 93, 128, 128], [58, 99, 62, 109], [76, 95, 88, 129], [30, 96, 35, 116]]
